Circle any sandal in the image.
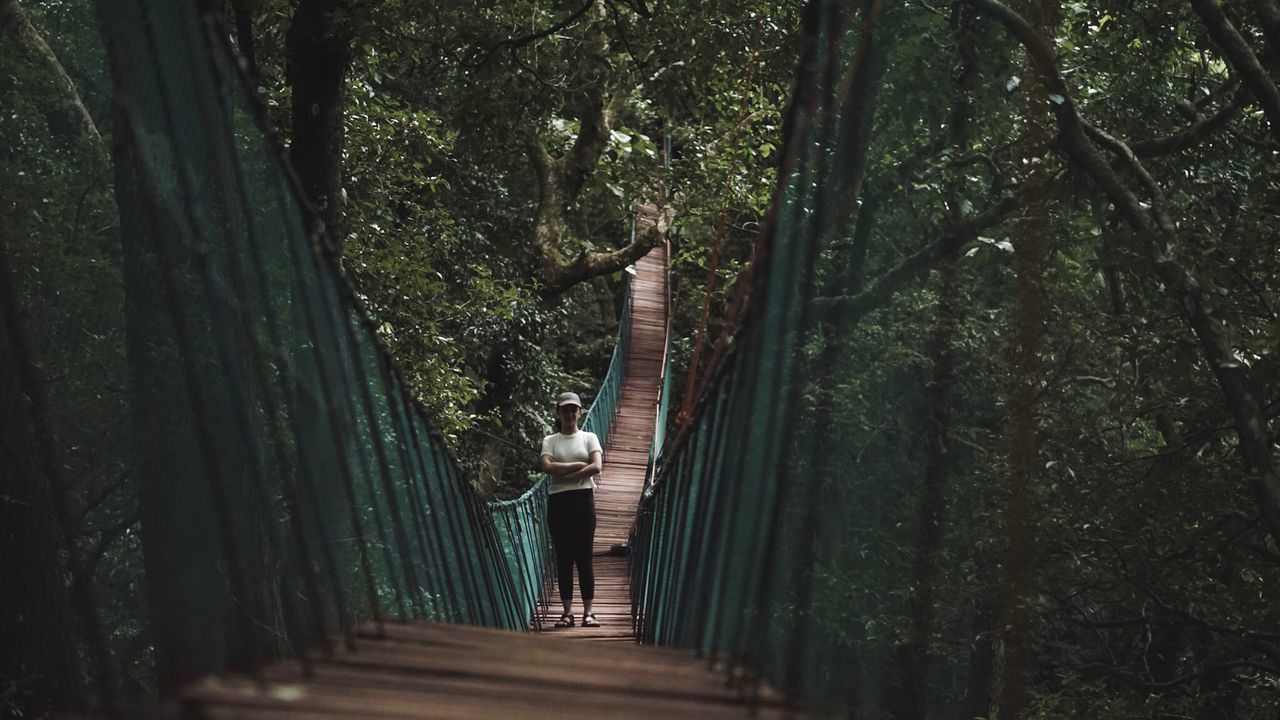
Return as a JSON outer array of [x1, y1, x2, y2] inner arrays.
[[554, 613, 575, 628], [582, 613, 600, 628]]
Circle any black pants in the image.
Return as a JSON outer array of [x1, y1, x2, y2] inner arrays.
[[547, 489, 595, 606]]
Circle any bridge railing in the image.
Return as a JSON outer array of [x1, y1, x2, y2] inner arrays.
[[626, 6, 864, 711], [629, 329, 672, 635], [3, 5, 543, 712], [584, 281, 633, 448]]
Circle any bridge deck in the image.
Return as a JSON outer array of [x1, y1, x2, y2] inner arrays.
[[537, 243, 667, 642], [184, 245, 792, 718], [186, 621, 789, 718]]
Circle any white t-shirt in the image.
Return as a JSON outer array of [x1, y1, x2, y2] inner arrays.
[[540, 430, 602, 494]]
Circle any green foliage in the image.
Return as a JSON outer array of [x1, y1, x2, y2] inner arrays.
[[238, 0, 805, 495], [2, 0, 151, 701], [9, 0, 1280, 715], [768, 2, 1280, 715]]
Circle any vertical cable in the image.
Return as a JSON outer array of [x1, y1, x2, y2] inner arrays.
[[355, 344, 427, 618], [186, 13, 333, 665], [116, 109, 263, 680], [402, 410, 465, 624], [343, 324, 413, 622]]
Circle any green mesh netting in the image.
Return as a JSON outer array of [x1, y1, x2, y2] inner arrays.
[[628, 2, 953, 714], [0, 1, 642, 714]]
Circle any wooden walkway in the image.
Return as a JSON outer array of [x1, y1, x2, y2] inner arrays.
[[184, 245, 793, 718], [537, 243, 668, 642], [186, 621, 792, 719]]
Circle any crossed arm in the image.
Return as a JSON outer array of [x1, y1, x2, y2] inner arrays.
[[540, 451, 602, 483]]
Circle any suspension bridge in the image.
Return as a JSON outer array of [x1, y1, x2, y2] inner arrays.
[[3, 0, 867, 717], [178, 244, 800, 718]]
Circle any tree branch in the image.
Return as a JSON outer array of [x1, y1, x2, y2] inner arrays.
[[524, 133, 569, 274], [1083, 121, 1165, 205], [466, 0, 599, 68], [1253, 0, 1280, 59], [542, 201, 665, 295], [1130, 94, 1245, 158], [811, 192, 1021, 323], [1, 0, 100, 138], [1188, 0, 1280, 145], [517, 0, 663, 296]]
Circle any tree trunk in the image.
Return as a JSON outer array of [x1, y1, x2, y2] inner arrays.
[[0, 0, 99, 138], [228, 0, 259, 80], [996, 3, 1054, 716], [843, 195, 877, 294], [954, 609, 998, 720], [287, 0, 352, 249], [902, 8, 976, 716], [0, 250, 83, 716], [1099, 233, 1128, 315], [902, 259, 960, 720], [593, 275, 618, 330]]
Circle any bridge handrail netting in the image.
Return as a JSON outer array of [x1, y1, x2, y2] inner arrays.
[[1, 1, 624, 712], [628, 2, 874, 712]]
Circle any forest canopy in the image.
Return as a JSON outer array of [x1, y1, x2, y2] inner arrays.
[[4, 0, 1280, 717]]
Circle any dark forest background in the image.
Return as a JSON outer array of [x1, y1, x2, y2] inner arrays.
[[5, 0, 1280, 716]]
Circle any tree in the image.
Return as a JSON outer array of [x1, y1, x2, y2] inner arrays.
[[253, 0, 803, 494], [287, 0, 355, 248], [1, 0, 98, 138]]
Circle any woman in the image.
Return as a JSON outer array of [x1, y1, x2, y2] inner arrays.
[[539, 391, 603, 628]]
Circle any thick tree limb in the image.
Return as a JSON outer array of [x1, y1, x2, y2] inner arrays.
[[811, 193, 1020, 324], [555, 225, 662, 284], [1083, 122, 1165, 204], [287, 0, 353, 249], [1188, 0, 1280, 145], [466, 0, 598, 67], [1, 0, 99, 138], [525, 134, 567, 278], [523, 0, 663, 297], [1130, 95, 1244, 158], [1252, 0, 1280, 71]]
